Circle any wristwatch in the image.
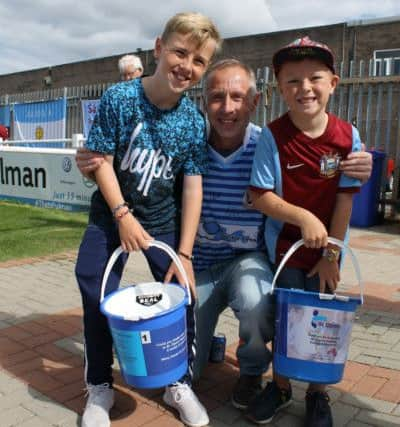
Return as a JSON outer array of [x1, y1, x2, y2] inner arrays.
[[322, 247, 340, 262]]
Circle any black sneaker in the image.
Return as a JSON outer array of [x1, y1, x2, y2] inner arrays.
[[304, 391, 333, 427], [231, 374, 262, 410], [245, 381, 292, 424]]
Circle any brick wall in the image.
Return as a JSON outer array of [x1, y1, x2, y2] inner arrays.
[[0, 18, 399, 95], [351, 20, 400, 62], [220, 23, 346, 72]]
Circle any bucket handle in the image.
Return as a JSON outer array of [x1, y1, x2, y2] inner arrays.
[[100, 240, 191, 306], [271, 237, 363, 305]]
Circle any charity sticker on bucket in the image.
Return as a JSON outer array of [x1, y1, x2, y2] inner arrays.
[[271, 237, 363, 384], [100, 240, 191, 389]]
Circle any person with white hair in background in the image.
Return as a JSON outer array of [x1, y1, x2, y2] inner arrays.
[[118, 54, 144, 81]]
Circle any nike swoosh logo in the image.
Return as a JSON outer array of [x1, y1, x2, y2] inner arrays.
[[287, 163, 304, 170]]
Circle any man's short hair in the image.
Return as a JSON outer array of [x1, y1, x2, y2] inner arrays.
[[118, 54, 143, 75], [161, 12, 222, 55], [203, 58, 257, 100]]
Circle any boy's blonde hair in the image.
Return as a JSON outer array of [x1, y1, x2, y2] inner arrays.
[[161, 12, 222, 55]]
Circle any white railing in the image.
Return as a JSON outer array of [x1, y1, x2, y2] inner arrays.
[[0, 134, 85, 148]]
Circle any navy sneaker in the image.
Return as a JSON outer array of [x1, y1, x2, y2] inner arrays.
[[245, 381, 292, 424], [304, 391, 333, 427], [231, 374, 262, 410]]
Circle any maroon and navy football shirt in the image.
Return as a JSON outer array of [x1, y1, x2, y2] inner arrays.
[[250, 113, 361, 271]]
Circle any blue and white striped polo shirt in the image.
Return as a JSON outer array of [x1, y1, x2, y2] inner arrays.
[[193, 123, 265, 272]]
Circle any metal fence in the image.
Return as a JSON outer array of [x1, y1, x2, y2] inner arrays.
[[1, 59, 400, 215]]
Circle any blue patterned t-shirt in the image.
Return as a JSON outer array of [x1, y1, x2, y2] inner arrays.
[[86, 78, 208, 234]]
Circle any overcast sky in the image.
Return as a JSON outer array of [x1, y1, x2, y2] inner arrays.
[[0, 0, 399, 75]]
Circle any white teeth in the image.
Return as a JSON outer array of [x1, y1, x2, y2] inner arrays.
[[298, 98, 315, 104], [172, 71, 188, 82]]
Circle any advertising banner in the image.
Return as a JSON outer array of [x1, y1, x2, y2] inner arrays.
[[0, 146, 96, 211], [13, 98, 66, 141], [81, 99, 100, 138]]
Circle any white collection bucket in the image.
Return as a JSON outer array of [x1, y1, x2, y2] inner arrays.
[[100, 240, 191, 389], [272, 237, 363, 384]]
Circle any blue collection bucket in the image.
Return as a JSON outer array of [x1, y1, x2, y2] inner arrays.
[[272, 237, 363, 384], [100, 240, 191, 389]]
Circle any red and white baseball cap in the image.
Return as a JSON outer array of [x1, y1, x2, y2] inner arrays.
[[272, 36, 335, 75]]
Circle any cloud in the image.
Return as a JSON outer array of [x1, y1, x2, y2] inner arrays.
[[265, 0, 400, 29], [0, 0, 398, 74]]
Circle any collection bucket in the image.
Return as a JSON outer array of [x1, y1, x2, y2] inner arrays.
[[100, 240, 191, 389], [272, 237, 363, 384]]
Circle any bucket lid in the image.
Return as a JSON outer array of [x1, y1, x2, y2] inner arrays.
[[275, 287, 362, 306], [101, 282, 187, 321]]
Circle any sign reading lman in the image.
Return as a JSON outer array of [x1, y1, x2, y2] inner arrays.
[[0, 147, 96, 211]]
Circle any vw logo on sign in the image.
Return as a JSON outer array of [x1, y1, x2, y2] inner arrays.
[[62, 156, 72, 173]]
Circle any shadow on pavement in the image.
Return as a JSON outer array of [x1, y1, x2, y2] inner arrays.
[[0, 309, 242, 425]]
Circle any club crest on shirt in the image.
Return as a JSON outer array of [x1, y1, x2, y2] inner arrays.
[[320, 152, 341, 178]]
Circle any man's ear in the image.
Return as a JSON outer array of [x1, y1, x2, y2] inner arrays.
[[251, 92, 261, 112]]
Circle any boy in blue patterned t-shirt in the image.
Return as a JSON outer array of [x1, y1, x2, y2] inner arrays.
[[75, 12, 221, 427]]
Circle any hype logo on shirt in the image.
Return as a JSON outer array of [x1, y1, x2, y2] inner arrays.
[[120, 123, 174, 196]]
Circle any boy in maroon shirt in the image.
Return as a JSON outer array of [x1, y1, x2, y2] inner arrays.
[[247, 37, 361, 427]]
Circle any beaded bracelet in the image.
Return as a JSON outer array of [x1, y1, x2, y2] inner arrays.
[[111, 202, 129, 216], [114, 207, 133, 222]]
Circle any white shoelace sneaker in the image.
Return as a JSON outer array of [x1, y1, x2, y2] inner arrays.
[[81, 383, 114, 427], [163, 383, 209, 427]]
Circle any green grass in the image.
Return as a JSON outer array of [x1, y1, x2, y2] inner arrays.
[[0, 201, 88, 262]]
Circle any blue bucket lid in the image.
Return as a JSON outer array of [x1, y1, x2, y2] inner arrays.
[[275, 288, 362, 311]]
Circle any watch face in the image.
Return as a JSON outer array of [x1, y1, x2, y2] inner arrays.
[[323, 248, 340, 262], [328, 249, 339, 261]]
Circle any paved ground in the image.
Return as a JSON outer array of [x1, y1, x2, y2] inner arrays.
[[0, 223, 399, 426]]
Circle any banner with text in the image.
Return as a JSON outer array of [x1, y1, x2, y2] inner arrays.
[[0, 147, 96, 211], [81, 99, 100, 138], [13, 98, 66, 141]]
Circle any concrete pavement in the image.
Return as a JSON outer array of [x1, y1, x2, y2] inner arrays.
[[0, 224, 399, 426]]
